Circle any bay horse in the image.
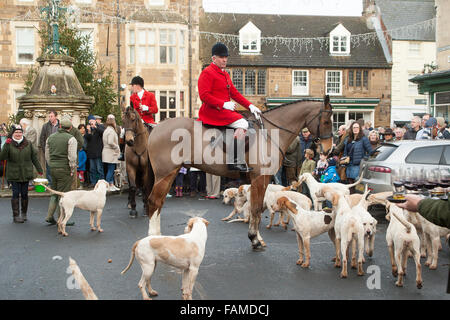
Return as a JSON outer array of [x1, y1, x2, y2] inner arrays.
[[145, 97, 333, 249], [122, 106, 154, 218]]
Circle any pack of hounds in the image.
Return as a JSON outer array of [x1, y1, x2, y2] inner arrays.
[[54, 173, 449, 300]]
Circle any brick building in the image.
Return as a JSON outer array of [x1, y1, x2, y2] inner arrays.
[[199, 12, 392, 130], [0, 0, 202, 125]]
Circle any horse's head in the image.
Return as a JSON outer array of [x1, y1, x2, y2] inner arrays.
[[307, 95, 333, 156], [122, 106, 140, 146]]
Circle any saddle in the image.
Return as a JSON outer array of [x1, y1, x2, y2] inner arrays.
[[202, 119, 258, 154]]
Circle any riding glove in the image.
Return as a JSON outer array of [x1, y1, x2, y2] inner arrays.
[[141, 105, 149, 112], [223, 101, 236, 111], [249, 104, 261, 119]]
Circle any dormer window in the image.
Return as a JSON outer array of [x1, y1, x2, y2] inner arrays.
[[239, 21, 261, 54], [329, 24, 351, 55]]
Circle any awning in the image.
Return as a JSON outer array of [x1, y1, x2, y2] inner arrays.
[[265, 97, 380, 109]]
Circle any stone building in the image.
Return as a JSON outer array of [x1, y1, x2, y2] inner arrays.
[[0, 0, 202, 126], [199, 12, 392, 130]]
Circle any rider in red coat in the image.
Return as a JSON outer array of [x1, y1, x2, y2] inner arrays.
[[130, 76, 158, 125], [198, 43, 262, 172]]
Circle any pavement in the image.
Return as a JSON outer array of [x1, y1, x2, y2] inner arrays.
[[0, 192, 449, 301]]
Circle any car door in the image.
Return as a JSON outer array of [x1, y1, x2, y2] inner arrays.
[[405, 144, 445, 183]]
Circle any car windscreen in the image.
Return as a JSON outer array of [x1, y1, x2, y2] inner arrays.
[[368, 144, 397, 161]]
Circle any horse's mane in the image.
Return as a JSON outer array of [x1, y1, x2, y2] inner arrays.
[[262, 99, 324, 114]]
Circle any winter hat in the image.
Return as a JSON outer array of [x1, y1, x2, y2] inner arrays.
[[10, 124, 23, 134], [425, 117, 437, 128], [87, 115, 96, 122], [327, 157, 337, 167]]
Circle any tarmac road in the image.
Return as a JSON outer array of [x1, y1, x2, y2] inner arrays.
[[0, 193, 449, 300]]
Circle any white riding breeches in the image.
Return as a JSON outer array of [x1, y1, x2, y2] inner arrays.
[[227, 118, 249, 130]]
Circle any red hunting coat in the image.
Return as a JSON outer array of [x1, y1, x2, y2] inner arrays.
[[130, 90, 158, 124], [198, 63, 251, 126]]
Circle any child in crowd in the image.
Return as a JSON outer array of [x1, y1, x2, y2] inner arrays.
[[320, 157, 340, 183], [77, 147, 87, 187], [299, 149, 316, 200], [314, 151, 328, 180], [175, 166, 187, 197]]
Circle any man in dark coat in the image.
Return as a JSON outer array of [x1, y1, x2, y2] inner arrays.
[[85, 115, 105, 187]]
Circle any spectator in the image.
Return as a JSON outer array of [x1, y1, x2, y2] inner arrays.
[[332, 124, 349, 183], [343, 121, 373, 187], [394, 127, 405, 141], [377, 126, 385, 142], [404, 116, 422, 140], [418, 117, 438, 140], [0, 125, 43, 223], [0, 123, 8, 149], [313, 151, 328, 180], [299, 127, 316, 163], [284, 136, 300, 186], [365, 121, 373, 132], [383, 127, 395, 142], [320, 157, 340, 183], [299, 148, 316, 200], [333, 124, 347, 147], [102, 114, 120, 191], [94, 115, 103, 126], [19, 118, 37, 147], [85, 114, 105, 187], [421, 113, 431, 129], [175, 167, 187, 197], [44, 118, 77, 226], [205, 173, 220, 199], [357, 119, 369, 136], [77, 145, 87, 188], [436, 117, 450, 140], [189, 167, 206, 197], [368, 130, 380, 150], [39, 111, 60, 184]]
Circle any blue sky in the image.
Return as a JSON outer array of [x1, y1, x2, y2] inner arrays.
[[202, 0, 363, 16]]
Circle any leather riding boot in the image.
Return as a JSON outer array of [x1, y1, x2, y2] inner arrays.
[[227, 138, 253, 172], [12, 199, 24, 223], [21, 198, 29, 221]]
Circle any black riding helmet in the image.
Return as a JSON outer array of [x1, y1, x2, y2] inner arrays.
[[130, 76, 144, 88], [211, 42, 229, 57]]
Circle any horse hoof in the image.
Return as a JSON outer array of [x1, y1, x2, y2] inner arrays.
[[129, 210, 138, 218]]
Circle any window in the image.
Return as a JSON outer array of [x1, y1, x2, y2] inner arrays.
[[239, 21, 261, 54], [79, 28, 94, 52], [75, 0, 92, 3], [13, 90, 26, 115], [230, 68, 266, 95], [257, 70, 266, 95], [159, 91, 177, 121], [179, 30, 185, 65], [136, 29, 155, 64], [333, 112, 345, 133], [406, 146, 444, 165], [326, 70, 342, 95], [129, 29, 135, 64], [160, 29, 176, 64], [409, 43, 420, 56], [149, 0, 164, 6], [292, 70, 309, 95], [329, 24, 350, 55], [348, 69, 369, 89], [408, 73, 419, 95], [16, 27, 34, 64]]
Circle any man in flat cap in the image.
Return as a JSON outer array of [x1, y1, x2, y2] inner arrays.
[[197, 42, 262, 172], [44, 118, 78, 225], [130, 75, 158, 125]]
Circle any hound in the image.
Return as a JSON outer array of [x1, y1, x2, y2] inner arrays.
[[272, 196, 335, 268], [298, 172, 363, 210], [386, 204, 423, 289], [121, 217, 209, 300], [265, 190, 312, 229], [41, 180, 109, 237]]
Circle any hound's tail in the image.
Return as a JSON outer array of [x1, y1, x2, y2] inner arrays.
[[227, 218, 248, 223], [347, 174, 364, 188], [69, 257, 98, 300], [390, 207, 412, 234], [121, 241, 139, 274], [39, 184, 65, 197]]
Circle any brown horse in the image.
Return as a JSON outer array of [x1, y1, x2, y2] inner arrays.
[[122, 106, 154, 218], [145, 98, 333, 249]]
